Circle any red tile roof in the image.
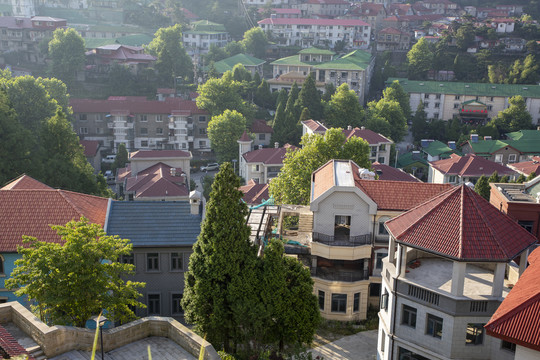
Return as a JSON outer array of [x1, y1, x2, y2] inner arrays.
[[125, 162, 189, 199], [157, 88, 175, 94], [386, 185, 537, 261], [380, 27, 409, 36], [0, 324, 34, 360], [302, 119, 327, 133], [311, 160, 450, 209], [0, 179, 109, 252], [348, 3, 385, 16], [238, 130, 252, 142], [509, 156, 540, 176], [240, 179, 270, 205], [485, 247, 540, 352], [250, 119, 273, 134], [1, 175, 52, 190], [306, 0, 348, 4], [70, 97, 208, 115], [258, 18, 370, 27], [130, 150, 191, 159], [343, 127, 393, 145], [80, 139, 100, 157], [88, 45, 156, 63], [372, 163, 420, 182], [243, 144, 297, 165], [430, 153, 516, 177], [267, 8, 302, 14]]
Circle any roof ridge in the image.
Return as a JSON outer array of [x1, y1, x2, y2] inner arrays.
[[57, 190, 87, 218], [459, 155, 476, 176], [487, 291, 540, 332], [459, 185, 464, 259]]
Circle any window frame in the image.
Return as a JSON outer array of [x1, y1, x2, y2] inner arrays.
[[426, 313, 443, 339], [171, 293, 183, 315], [401, 304, 417, 328], [353, 292, 360, 312], [121, 253, 134, 265], [146, 252, 160, 272], [318, 290, 325, 310], [465, 323, 485, 345], [147, 293, 161, 315], [0, 254, 4, 275], [331, 293, 347, 313], [170, 252, 184, 272]]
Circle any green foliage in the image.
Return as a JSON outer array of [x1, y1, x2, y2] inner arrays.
[[6, 218, 145, 327], [113, 143, 129, 170], [182, 163, 257, 352], [208, 110, 247, 163], [271, 102, 297, 146], [297, 74, 323, 120], [202, 175, 214, 200], [489, 95, 533, 136], [254, 79, 272, 109], [455, 23, 475, 52], [407, 38, 433, 80], [527, 172, 537, 181], [500, 175, 509, 183], [146, 24, 193, 85], [322, 82, 336, 102], [269, 128, 371, 205], [324, 83, 364, 129], [488, 171, 500, 183], [299, 107, 311, 122], [474, 175, 491, 200], [366, 98, 408, 142], [48, 28, 85, 86], [196, 71, 254, 119], [383, 80, 411, 120], [516, 174, 527, 183], [241, 27, 268, 59]]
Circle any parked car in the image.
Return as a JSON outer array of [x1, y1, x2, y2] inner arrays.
[[201, 163, 219, 172], [103, 155, 116, 163]]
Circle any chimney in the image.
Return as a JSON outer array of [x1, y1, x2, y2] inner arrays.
[[170, 167, 177, 176], [189, 190, 202, 215], [484, 136, 492, 141], [274, 142, 279, 148], [258, 144, 263, 150], [347, 125, 352, 130], [360, 126, 365, 130], [448, 141, 456, 150]]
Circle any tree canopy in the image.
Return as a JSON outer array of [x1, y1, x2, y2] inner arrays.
[[146, 24, 193, 85], [407, 38, 433, 80], [489, 95, 533, 136], [366, 97, 408, 142], [6, 218, 145, 327], [48, 28, 85, 86], [296, 73, 323, 120], [324, 83, 364, 129], [241, 27, 268, 59], [207, 110, 247, 163], [269, 128, 371, 205]]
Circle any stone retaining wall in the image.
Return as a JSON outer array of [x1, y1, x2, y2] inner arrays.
[[0, 302, 220, 359]]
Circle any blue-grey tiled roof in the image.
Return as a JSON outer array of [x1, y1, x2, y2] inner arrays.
[[106, 201, 201, 247]]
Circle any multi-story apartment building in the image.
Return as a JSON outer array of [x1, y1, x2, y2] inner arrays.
[[376, 27, 411, 51], [0, 16, 66, 63], [182, 20, 229, 58], [302, 121, 393, 165], [308, 160, 450, 321], [344, 3, 387, 31], [271, 47, 374, 103], [294, 0, 350, 18], [258, 18, 371, 50], [391, 78, 540, 124], [70, 96, 211, 154], [378, 184, 537, 360]]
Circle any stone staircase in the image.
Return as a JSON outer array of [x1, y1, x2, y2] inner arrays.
[[298, 213, 313, 233], [27, 345, 46, 360]]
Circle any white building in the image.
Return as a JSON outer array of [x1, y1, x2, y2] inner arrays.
[[182, 20, 229, 58], [378, 185, 537, 360], [258, 18, 371, 50]]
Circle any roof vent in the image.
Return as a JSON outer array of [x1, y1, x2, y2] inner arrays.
[[274, 142, 279, 148], [465, 85, 470, 88], [484, 136, 492, 140], [419, 82, 424, 85], [491, 86, 496, 89], [347, 125, 352, 130], [439, 84, 444, 86], [258, 144, 263, 150], [523, 87, 528, 90]]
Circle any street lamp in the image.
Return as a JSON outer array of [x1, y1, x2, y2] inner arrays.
[[92, 315, 107, 359]]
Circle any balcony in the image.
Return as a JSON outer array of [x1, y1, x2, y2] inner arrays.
[[312, 232, 370, 246], [313, 267, 369, 282]]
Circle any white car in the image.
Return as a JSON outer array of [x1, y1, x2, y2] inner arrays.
[[201, 163, 219, 172]]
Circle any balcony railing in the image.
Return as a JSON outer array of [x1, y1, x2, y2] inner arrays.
[[313, 268, 369, 282], [312, 232, 370, 246]]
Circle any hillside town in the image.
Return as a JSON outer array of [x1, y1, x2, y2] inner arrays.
[[1, 0, 540, 359]]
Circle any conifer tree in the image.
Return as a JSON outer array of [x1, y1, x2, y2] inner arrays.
[[526, 172, 537, 181], [182, 163, 258, 352], [500, 175, 509, 183], [297, 74, 322, 120], [488, 171, 500, 183], [299, 107, 311, 122], [516, 174, 527, 183], [474, 175, 491, 200]]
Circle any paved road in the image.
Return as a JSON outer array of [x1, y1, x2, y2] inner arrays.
[[308, 330, 378, 360]]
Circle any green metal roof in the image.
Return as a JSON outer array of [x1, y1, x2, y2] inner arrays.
[[462, 99, 486, 106], [424, 140, 453, 157], [298, 47, 335, 55], [270, 55, 312, 67], [468, 140, 509, 154], [469, 138, 540, 155], [506, 130, 540, 141], [191, 20, 226, 32], [507, 140, 540, 154], [271, 49, 371, 71], [213, 53, 265, 74], [397, 152, 428, 167], [388, 78, 540, 98], [83, 34, 153, 49]]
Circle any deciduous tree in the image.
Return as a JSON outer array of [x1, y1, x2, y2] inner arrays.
[[367, 98, 408, 142], [208, 110, 247, 163], [324, 83, 364, 129], [407, 38, 433, 80], [48, 28, 85, 86], [269, 128, 370, 205], [241, 27, 268, 59], [489, 95, 533, 135], [6, 218, 145, 327], [196, 71, 253, 118], [383, 80, 411, 120]]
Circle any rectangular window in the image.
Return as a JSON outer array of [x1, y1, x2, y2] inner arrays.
[[423, 102, 428, 108], [156, 127, 163, 135], [433, 113, 439, 119], [148, 294, 160, 315], [318, 290, 325, 310], [508, 154, 517, 163], [466, 323, 485, 345], [370, 283, 381, 297], [79, 114, 87, 121], [80, 127, 88, 134], [331, 293, 347, 313], [455, 95, 460, 100], [402, 305, 417, 328], [454, 103, 459, 109], [141, 140, 148, 147], [489, 97, 494, 101], [487, 105, 493, 111], [96, 127, 103, 134], [96, 114, 103, 121], [376, 252, 387, 269], [140, 128, 148, 135], [156, 115, 162, 122], [424, 94, 429, 99], [258, 133, 265, 141], [199, 140, 206, 147], [170, 252, 183, 271], [380, 291, 388, 310], [121, 253, 134, 265], [448, 175, 457, 183], [501, 340, 516, 352], [140, 115, 147, 122], [518, 220, 534, 233], [147, 253, 159, 271], [436, 94, 441, 99], [353, 293, 360, 312], [171, 293, 183, 314], [495, 154, 503, 163], [199, 128, 207, 135], [426, 314, 443, 338], [199, 116, 206, 122]]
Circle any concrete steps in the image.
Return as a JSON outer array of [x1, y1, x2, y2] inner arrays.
[[298, 213, 313, 232]]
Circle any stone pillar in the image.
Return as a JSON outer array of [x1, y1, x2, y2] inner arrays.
[[451, 262, 466, 297], [396, 244, 407, 277], [492, 262, 506, 297], [388, 236, 396, 263], [519, 249, 529, 277]]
